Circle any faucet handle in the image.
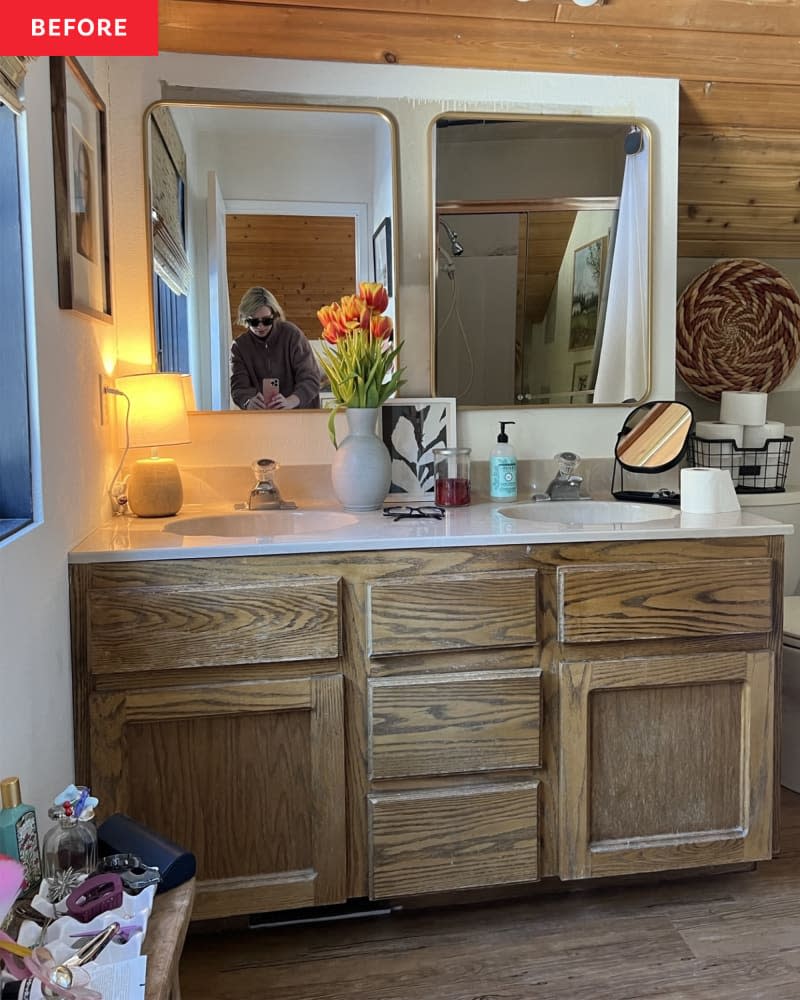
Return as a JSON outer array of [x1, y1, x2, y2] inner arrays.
[[252, 458, 278, 483], [555, 451, 580, 476]]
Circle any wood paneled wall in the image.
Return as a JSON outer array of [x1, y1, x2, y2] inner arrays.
[[160, 0, 800, 259], [226, 215, 355, 337]]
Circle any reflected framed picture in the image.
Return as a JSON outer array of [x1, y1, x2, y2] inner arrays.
[[372, 216, 393, 297], [50, 57, 112, 321], [571, 360, 592, 402], [381, 397, 456, 499], [569, 235, 607, 352]]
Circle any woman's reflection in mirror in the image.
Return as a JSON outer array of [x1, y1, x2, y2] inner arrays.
[[230, 286, 321, 410]]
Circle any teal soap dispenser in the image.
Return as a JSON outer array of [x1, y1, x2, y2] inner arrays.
[[490, 421, 517, 500]]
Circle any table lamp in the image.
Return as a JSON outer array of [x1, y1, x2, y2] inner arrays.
[[115, 373, 191, 517]]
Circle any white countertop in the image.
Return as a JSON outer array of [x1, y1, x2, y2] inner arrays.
[[68, 499, 793, 563]]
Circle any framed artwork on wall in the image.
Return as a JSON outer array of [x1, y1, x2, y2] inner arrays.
[[381, 397, 456, 499], [372, 216, 393, 297], [50, 57, 112, 321], [568, 235, 607, 352], [571, 360, 592, 402]]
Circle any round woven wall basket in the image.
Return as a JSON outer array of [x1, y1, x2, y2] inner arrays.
[[676, 258, 800, 401]]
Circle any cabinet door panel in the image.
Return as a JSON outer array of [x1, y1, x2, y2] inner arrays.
[[369, 782, 539, 897], [367, 570, 538, 658], [87, 577, 341, 673], [559, 650, 773, 879], [558, 560, 773, 643], [369, 669, 541, 778], [90, 674, 346, 919]]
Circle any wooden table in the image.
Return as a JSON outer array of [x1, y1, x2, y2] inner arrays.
[[140, 879, 195, 1000]]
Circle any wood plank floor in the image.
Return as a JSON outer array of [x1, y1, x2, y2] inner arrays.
[[179, 788, 800, 999]]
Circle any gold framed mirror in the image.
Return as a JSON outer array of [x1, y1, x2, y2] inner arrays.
[[432, 114, 652, 408], [144, 101, 398, 412]]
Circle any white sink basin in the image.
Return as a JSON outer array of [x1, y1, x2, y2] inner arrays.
[[497, 500, 679, 526], [162, 510, 358, 538]]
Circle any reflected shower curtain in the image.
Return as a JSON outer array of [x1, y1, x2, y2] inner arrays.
[[593, 131, 650, 404]]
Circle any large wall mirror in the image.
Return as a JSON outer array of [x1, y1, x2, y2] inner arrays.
[[145, 102, 396, 411], [433, 116, 651, 407]]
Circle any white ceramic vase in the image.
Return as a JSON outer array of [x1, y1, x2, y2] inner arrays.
[[330, 407, 391, 511]]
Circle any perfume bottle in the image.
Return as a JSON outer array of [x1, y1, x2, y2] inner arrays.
[[0, 776, 41, 890], [41, 801, 97, 888]]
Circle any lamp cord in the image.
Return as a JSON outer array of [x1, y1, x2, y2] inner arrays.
[[104, 387, 131, 515]]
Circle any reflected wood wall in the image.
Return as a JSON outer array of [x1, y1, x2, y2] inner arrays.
[[226, 214, 355, 338], [160, 0, 800, 261]]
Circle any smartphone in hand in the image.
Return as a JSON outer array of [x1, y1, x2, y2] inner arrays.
[[262, 378, 279, 403]]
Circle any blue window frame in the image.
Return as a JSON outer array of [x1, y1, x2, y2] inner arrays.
[[0, 102, 33, 541], [153, 272, 190, 374]]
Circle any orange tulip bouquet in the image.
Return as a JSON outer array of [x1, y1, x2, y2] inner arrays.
[[317, 282, 405, 446]]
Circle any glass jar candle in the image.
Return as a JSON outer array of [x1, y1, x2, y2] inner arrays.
[[433, 447, 471, 506]]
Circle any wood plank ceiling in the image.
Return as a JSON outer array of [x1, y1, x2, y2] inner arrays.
[[159, 0, 800, 259]]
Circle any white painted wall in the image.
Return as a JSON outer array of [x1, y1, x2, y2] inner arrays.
[[0, 58, 125, 823], [116, 53, 679, 463]]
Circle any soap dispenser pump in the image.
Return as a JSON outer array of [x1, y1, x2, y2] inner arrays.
[[490, 421, 517, 500]]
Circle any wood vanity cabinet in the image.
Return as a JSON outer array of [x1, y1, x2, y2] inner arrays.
[[545, 536, 781, 880], [69, 535, 783, 919], [69, 558, 347, 920]]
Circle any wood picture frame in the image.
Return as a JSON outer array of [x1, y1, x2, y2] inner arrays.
[[568, 235, 607, 352], [381, 397, 457, 499], [372, 216, 393, 297], [50, 57, 112, 321]]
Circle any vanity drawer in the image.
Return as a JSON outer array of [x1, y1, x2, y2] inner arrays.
[[369, 669, 541, 779], [366, 570, 538, 658], [86, 576, 341, 674], [368, 781, 539, 897], [557, 559, 773, 644]]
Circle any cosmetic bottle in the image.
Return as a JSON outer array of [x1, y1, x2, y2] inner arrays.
[[41, 801, 97, 886], [0, 776, 41, 890], [490, 421, 518, 500]]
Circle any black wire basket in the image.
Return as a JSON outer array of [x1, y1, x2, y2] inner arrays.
[[686, 433, 793, 493]]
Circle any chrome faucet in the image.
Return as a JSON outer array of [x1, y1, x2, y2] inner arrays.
[[536, 451, 588, 501], [248, 458, 297, 510]]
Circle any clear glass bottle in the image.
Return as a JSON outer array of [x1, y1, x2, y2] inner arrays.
[[41, 803, 97, 887]]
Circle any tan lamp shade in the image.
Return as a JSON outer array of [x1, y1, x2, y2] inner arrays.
[[115, 373, 191, 517]]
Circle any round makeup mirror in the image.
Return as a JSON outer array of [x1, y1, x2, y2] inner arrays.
[[615, 400, 694, 473]]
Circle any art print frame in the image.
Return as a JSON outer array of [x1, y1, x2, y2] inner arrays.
[[568, 235, 607, 352], [381, 397, 456, 499], [571, 360, 593, 403], [372, 216, 393, 297], [50, 56, 113, 322]]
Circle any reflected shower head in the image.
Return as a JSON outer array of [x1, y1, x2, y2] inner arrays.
[[439, 219, 464, 256]]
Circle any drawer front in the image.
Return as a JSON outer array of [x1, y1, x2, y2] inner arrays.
[[558, 559, 773, 644], [87, 577, 341, 673], [369, 782, 539, 897], [369, 669, 541, 779], [367, 570, 538, 658]]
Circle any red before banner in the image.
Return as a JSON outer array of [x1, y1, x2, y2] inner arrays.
[[5, 0, 158, 56]]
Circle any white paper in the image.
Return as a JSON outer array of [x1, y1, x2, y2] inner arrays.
[[86, 956, 147, 1000]]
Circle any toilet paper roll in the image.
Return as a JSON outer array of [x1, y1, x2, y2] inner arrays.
[[742, 420, 785, 449], [680, 467, 741, 514], [719, 390, 768, 426], [694, 420, 744, 447]]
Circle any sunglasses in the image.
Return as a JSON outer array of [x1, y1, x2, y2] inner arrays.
[[247, 316, 275, 329], [383, 504, 446, 522]]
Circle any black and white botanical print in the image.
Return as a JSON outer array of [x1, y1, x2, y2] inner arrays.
[[382, 399, 454, 496]]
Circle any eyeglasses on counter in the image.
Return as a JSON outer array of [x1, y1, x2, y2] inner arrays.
[[382, 504, 446, 522]]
